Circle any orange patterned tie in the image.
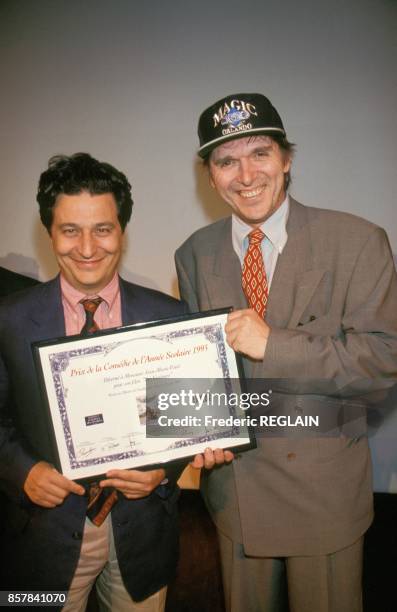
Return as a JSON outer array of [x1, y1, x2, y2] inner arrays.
[[241, 228, 268, 318], [80, 297, 118, 526]]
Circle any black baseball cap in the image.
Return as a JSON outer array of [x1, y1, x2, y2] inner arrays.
[[198, 93, 286, 158]]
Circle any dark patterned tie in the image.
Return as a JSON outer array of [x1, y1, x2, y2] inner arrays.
[[80, 297, 118, 526], [241, 228, 269, 318], [80, 297, 103, 335], [86, 482, 118, 527]]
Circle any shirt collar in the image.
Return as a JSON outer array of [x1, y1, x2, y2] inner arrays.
[[60, 272, 120, 312], [232, 194, 290, 256]]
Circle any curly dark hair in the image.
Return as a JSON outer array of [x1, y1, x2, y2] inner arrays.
[[37, 153, 133, 232]]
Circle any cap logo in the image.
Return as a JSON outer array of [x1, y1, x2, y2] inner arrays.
[[221, 108, 249, 128], [213, 99, 258, 129]]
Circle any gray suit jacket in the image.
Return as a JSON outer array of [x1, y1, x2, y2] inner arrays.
[[175, 198, 397, 556]]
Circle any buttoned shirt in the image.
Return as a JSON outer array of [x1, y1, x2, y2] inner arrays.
[[232, 195, 289, 288], [61, 272, 122, 335]]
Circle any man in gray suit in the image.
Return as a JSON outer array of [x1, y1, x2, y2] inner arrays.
[[175, 93, 397, 612]]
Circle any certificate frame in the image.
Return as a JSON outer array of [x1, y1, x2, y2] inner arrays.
[[33, 308, 256, 481]]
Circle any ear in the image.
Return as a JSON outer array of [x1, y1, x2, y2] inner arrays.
[[283, 154, 292, 174], [208, 168, 216, 190]]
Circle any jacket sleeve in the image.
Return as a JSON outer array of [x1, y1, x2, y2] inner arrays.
[[257, 228, 397, 386], [175, 248, 200, 313], [0, 350, 37, 502]]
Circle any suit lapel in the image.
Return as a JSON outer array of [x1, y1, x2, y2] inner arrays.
[[208, 219, 247, 311], [119, 278, 146, 325], [28, 276, 66, 339], [266, 199, 327, 328]]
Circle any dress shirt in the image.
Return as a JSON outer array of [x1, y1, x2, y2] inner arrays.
[[232, 196, 289, 288], [61, 273, 122, 336]]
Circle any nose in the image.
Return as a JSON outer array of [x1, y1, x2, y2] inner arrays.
[[237, 158, 256, 186], [78, 231, 97, 259]]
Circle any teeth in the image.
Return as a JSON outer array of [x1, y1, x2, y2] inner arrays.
[[239, 186, 264, 199]]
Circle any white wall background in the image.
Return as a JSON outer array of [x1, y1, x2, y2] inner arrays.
[[1, 0, 396, 296], [0, 0, 396, 492]]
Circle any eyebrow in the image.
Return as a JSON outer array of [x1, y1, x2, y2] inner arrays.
[[58, 222, 116, 229], [212, 155, 234, 166], [251, 145, 272, 153], [213, 144, 273, 166]]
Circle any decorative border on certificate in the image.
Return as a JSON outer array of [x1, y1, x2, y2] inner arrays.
[[33, 309, 255, 480]]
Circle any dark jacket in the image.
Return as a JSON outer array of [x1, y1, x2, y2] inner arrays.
[[0, 276, 187, 600]]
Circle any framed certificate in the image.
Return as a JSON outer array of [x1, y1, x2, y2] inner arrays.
[[33, 309, 256, 481]]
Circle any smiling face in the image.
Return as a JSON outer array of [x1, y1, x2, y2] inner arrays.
[[50, 192, 124, 294], [208, 135, 291, 227]]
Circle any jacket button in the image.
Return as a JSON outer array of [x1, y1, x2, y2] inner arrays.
[[287, 453, 296, 461], [72, 531, 82, 540]]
